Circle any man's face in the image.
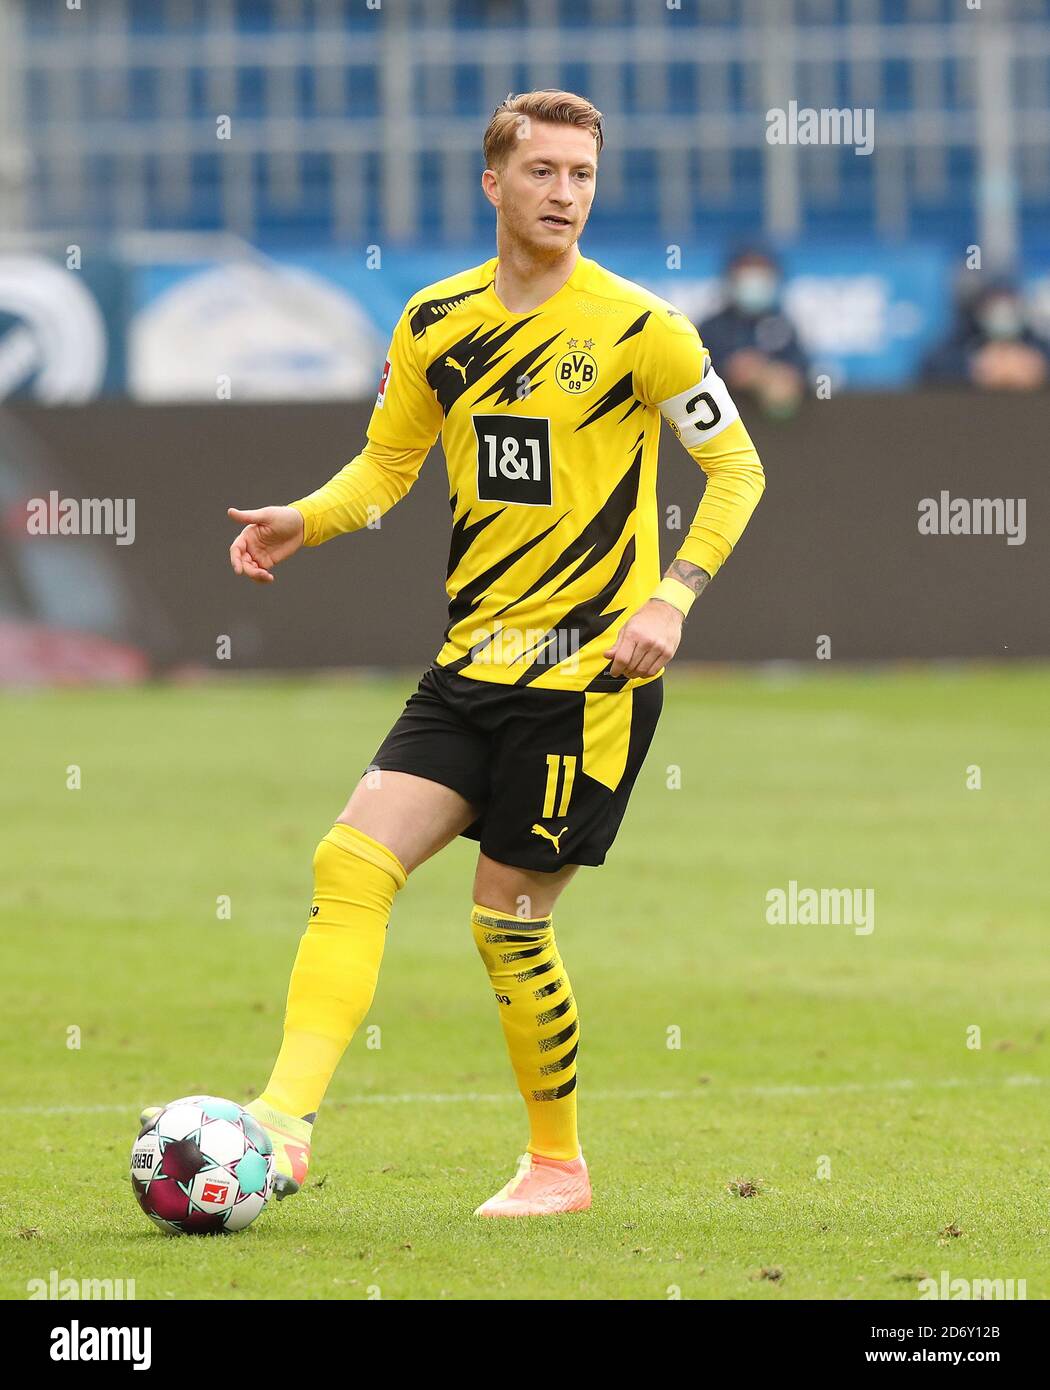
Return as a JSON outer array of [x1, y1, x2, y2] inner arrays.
[[729, 256, 781, 316], [976, 291, 1025, 342], [485, 118, 598, 255]]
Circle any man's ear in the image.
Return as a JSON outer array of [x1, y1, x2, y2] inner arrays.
[[480, 169, 500, 211]]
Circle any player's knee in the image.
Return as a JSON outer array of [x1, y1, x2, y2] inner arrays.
[[471, 902, 554, 974], [472, 855, 575, 919], [313, 822, 408, 897]]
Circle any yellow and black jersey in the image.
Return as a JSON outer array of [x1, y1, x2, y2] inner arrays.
[[290, 253, 765, 692]]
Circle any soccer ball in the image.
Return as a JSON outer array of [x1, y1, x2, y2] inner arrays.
[[131, 1095, 274, 1235]]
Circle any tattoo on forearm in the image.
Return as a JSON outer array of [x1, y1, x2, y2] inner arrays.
[[665, 560, 711, 597]]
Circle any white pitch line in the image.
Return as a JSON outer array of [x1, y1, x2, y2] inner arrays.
[[3, 1074, 1045, 1116]]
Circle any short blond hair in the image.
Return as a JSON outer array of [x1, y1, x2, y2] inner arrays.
[[483, 89, 604, 172]]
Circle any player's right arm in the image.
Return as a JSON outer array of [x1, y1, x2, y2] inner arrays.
[[228, 301, 443, 583]]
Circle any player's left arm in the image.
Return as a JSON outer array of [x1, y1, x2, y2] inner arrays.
[[604, 309, 765, 678]]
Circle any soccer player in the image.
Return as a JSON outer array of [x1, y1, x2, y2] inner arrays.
[[222, 90, 765, 1216]]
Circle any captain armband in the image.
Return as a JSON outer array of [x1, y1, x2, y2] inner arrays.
[[656, 360, 739, 448]]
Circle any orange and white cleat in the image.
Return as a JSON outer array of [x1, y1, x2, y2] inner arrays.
[[474, 1151, 591, 1217], [242, 1098, 312, 1200]]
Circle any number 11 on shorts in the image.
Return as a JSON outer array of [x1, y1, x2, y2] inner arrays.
[[542, 754, 576, 818]]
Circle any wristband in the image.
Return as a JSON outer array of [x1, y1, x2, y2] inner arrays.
[[651, 576, 697, 618]]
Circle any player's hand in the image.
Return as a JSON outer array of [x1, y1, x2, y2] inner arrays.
[[227, 505, 305, 584], [602, 599, 684, 679]]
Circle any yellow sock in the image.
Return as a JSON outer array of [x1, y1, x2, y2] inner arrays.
[[261, 823, 406, 1119], [471, 904, 580, 1161]]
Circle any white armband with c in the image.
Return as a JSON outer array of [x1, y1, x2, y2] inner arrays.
[[657, 364, 739, 448]]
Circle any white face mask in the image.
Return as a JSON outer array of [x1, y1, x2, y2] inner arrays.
[[731, 267, 779, 315], [978, 299, 1024, 341]]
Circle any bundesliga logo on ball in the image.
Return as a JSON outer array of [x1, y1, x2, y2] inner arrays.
[[131, 1096, 275, 1235]]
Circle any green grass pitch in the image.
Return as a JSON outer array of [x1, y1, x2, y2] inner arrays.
[[2, 665, 1047, 1301]]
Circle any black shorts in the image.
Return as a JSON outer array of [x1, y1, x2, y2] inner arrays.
[[367, 663, 664, 872]]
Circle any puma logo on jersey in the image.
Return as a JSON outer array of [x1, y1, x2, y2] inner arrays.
[[531, 823, 568, 853], [445, 354, 474, 382]]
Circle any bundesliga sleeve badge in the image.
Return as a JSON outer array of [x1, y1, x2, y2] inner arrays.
[[376, 356, 391, 408]]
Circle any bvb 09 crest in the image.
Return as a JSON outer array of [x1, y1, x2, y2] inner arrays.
[[555, 348, 598, 394]]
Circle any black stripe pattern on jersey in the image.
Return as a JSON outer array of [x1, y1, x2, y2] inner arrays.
[[427, 319, 539, 416], [408, 281, 491, 339], [472, 330, 564, 408], [440, 514, 569, 666], [615, 308, 651, 345], [446, 502, 504, 581], [511, 536, 635, 686], [575, 369, 642, 432], [493, 440, 643, 617]]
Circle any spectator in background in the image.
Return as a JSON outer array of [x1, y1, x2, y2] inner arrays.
[[699, 246, 809, 418], [922, 278, 1049, 391]]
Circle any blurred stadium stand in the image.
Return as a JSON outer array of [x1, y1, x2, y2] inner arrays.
[[2, 2, 1049, 676], [1, 0, 1049, 260], [1, 0, 1049, 403]]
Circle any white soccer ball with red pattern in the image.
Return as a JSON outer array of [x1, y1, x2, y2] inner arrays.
[[131, 1096, 274, 1235]]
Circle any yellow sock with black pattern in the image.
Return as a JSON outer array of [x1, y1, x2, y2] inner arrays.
[[260, 823, 406, 1119], [471, 904, 580, 1162]]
